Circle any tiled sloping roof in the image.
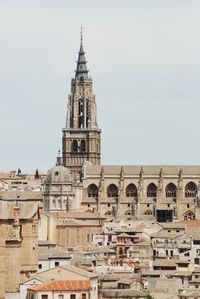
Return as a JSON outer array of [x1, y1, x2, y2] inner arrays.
[[178, 220, 200, 228], [117, 233, 132, 238], [0, 172, 11, 179], [151, 231, 184, 239], [44, 210, 105, 219], [153, 259, 177, 267], [0, 201, 39, 219], [38, 246, 71, 260], [28, 280, 91, 291], [0, 191, 42, 200], [61, 265, 98, 278]]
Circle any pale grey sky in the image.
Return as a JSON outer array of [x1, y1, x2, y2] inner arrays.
[[1, 0, 200, 173]]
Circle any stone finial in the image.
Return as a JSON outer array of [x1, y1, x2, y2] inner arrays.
[[178, 168, 183, 189]]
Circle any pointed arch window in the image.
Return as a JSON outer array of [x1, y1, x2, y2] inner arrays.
[[107, 184, 118, 198], [87, 184, 98, 198], [147, 183, 157, 198], [185, 182, 197, 198], [80, 140, 86, 152], [166, 183, 176, 198], [126, 184, 137, 198]]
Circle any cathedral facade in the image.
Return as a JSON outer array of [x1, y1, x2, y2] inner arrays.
[[43, 35, 200, 222]]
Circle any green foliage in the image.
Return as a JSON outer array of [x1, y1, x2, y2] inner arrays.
[[146, 294, 154, 299]]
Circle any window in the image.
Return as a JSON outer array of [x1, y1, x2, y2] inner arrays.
[[82, 294, 87, 299], [185, 182, 197, 198], [70, 295, 76, 299], [165, 183, 176, 198], [55, 261, 59, 266], [126, 184, 137, 197], [147, 183, 157, 197], [58, 295, 64, 299], [87, 184, 98, 198], [72, 140, 78, 152], [87, 204, 90, 207], [41, 295, 48, 299], [107, 184, 118, 197], [38, 264, 42, 269], [107, 203, 110, 207], [80, 140, 86, 152], [184, 211, 195, 220]]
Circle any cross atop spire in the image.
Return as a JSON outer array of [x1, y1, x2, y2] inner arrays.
[[75, 26, 89, 81], [80, 25, 83, 43]]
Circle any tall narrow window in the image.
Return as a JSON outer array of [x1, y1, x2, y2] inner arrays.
[[126, 184, 137, 197], [147, 183, 157, 197], [87, 184, 98, 197], [165, 183, 176, 198], [72, 140, 78, 152], [78, 99, 84, 128], [107, 184, 118, 197], [80, 140, 86, 152]]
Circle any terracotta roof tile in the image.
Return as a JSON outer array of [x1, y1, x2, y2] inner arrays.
[[178, 220, 200, 228], [28, 280, 91, 292], [153, 259, 177, 267]]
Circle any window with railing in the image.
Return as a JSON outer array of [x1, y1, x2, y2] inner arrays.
[[87, 184, 98, 198], [126, 184, 137, 197], [165, 183, 176, 198], [147, 183, 157, 197], [107, 184, 118, 197], [185, 182, 197, 198]]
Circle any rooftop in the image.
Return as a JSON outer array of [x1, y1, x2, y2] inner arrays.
[[28, 280, 91, 292]]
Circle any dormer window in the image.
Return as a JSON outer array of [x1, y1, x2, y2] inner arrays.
[[55, 171, 59, 176]]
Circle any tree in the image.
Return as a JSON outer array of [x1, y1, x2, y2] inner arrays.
[[35, 168, 39, 179], [146, 294, 154, 299]]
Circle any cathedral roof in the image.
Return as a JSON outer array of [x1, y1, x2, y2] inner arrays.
[[84, 165, 200, 176]]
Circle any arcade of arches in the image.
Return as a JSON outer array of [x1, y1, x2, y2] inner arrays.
[[81, 165, 200, 222]]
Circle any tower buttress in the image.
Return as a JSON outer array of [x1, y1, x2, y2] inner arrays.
[[62, 32, 101, 181]]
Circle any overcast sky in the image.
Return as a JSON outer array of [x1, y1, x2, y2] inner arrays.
[[1, 0, 200, 173]]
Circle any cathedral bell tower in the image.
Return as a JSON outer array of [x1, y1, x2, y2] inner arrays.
[[62, 32, 101, 181]]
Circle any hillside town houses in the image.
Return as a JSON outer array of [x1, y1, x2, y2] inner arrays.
[[1, 35, 200, 299]]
